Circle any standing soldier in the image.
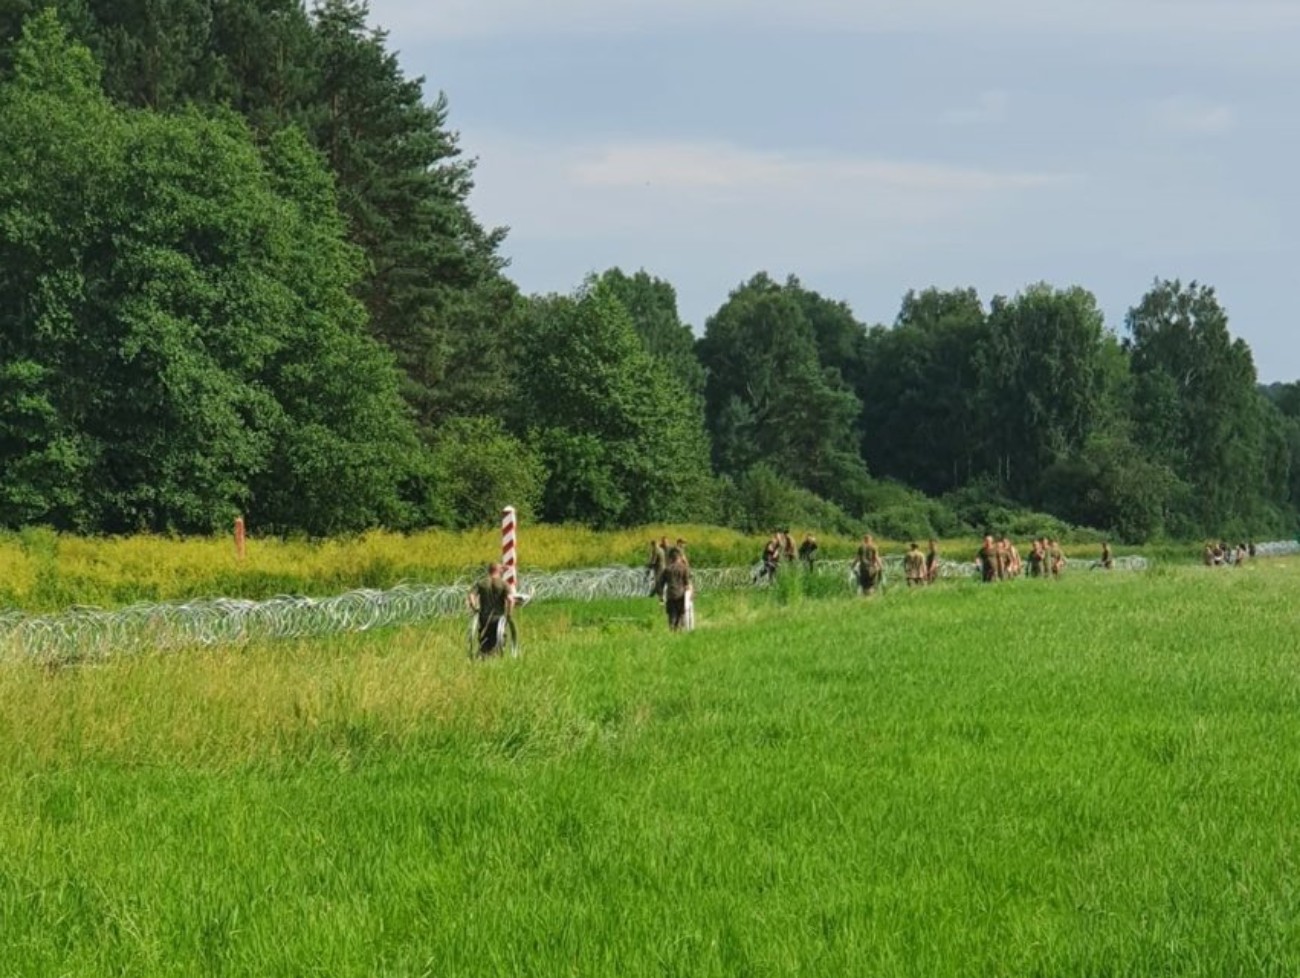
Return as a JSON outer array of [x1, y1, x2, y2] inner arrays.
[[656, 547, 693, 631], [855, 534, 883, 595], [1006, 537, 1023, 577], [782, 530, 796, 564], [977, 535, 998, 583], [647, 538, 667, 596], [904, 542, 927, 587], [1049, 539, 1065, 578], [644, 538, 665, 593], [759, 534, 781, 583], [1028, 539, 1046, 578], [1100, 540, 1114, 570], [467, 562, 516, 657], [925, 538, 940, 584], [798, 533, 819, 572]]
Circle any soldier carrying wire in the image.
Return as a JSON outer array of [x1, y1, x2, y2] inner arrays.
[[467, 562, 516, 657]]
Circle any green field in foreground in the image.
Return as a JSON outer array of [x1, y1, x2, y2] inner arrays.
[[2, 563, 1299, 975]]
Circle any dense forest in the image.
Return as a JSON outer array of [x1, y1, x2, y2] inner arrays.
[[1, 1, 1297, 543]]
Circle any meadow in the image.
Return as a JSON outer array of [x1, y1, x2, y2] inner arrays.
[[2, 560, 1299, 975]]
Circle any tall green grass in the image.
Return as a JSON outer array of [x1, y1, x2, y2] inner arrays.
[[2, 562, 1298, 975]]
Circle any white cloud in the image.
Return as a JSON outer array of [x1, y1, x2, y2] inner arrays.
[[569, 141, 1063, 195], [370, 0, 1300, 41], [941, 90, 1010, 127], [1150, 98, 1236, 136], [464, 134, 1075, 268]]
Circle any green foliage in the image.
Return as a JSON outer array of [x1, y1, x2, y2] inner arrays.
[[593, 267, 705, 396], [979, 283, 1115, 492], [423, 416, 544, 530], [859, 288, 988, 495], [726, 464, 857, 535], [1127, 279, 1271, 535], [302, 0, 514, 428], [1038, 433, 1182, 543], [939, 480, 1080, 540], [515, 287, 716, 528], [4, 5, 1300, 541], [0, 15, 421, 534], [699, 274, 869, 508]]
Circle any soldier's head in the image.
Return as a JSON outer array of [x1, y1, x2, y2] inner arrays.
[[667, 546, 682, 563], [487, 562, 502, 579]]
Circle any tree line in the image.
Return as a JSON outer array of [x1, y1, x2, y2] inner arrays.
[[0, 2, 1296, 543]]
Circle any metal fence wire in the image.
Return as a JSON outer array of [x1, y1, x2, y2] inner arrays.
[[0, 542, 1270, 665]]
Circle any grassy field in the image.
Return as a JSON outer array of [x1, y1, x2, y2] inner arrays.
[[3, 561, 1299, 975]]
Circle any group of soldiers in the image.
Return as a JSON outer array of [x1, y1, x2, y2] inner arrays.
[[852, 535, 941, 594], [756, 530, 820, 582], [851, 534, 1109, 594], [1203, 541, 1257, 567], [974, 534, 1078, 583], [467, 530, 1138, 655]]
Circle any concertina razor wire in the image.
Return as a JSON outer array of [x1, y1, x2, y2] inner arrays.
[[3, 543, 1260, 665]]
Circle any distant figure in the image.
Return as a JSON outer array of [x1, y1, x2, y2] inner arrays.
[[1028, 539, 1046, 578], [1203, 542, 1216, 567], [978, 535, 998, 583], [855, 534, 883, 595], [1049, 539, 1064, 578], [904, 542, 927, 587], [1007, 538, 1022, 577], [1101, 541, 1114, 570], [656, 547, 693, 631], [758, 534, 781, 582], [926, 539, 940, 584], [782, 529, 796, 564], [675, 537, 690, 567], [647, 538, 668, 596], [798, 533, 819, 572], [468, 562, 515, 657], [996, 537, 1011, 580]]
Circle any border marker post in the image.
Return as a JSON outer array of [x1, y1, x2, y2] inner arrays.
[[501, 507, 517, 590]]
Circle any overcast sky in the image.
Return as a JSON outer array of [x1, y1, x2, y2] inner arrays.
[[368, 0, 1299, 381]]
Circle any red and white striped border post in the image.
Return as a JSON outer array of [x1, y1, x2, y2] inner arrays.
[[501, 506, 517, 590]]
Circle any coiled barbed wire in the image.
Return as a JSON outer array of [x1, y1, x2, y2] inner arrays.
[[0, 542, 1269, 665]]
